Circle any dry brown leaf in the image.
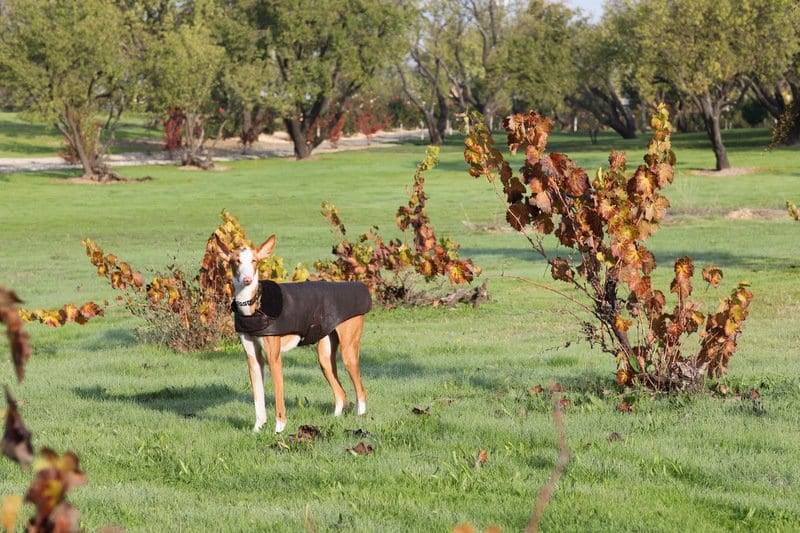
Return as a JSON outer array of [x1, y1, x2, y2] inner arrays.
[[347, 442, 374, 456], [288, 425, 321, 445], [474, 449, 489, 468], [0, 287, 31, 382], [2, 387, 33, 467], [616, 401, 633, 413]]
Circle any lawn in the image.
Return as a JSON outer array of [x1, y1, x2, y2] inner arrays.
[[1, 127, 799, 532], [0, 112, 161, 158]]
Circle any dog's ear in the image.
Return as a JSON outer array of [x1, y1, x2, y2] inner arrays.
[[214, 234, 231, 261], [255, 234, 277, 260]]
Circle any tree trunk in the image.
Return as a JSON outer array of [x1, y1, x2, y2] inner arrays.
[[607, 110, 637, 139], [424, 111, 443, 145], [699, 94, 731, 171], [775, 101, 800, 146], [570, 86, 638, 140], [435, 93, 448, 144], [240, 108, 254, 154], [65, 111, 96, 178], [181, 112, 213, 169], [784, 110, 800, 146], [285, 117, 312, 159], [58, 106, 122, 181]]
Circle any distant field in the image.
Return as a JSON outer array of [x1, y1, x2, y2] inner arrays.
[[1, 127, 799, 531]]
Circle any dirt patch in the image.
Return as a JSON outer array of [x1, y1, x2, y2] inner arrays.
[[63, 176, 153, 185], [177, 164, 231, 172], [690, 167, 760, 177], [724, 208, 787, 220]]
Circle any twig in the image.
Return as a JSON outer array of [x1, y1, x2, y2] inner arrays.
[[526, 386, 570, 533], [503, 274, 594, 315]]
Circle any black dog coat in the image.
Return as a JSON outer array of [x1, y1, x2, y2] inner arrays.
[[232, 280, 371, 346]]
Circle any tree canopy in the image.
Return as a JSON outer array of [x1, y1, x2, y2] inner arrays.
[[0, 0, 133, 179]]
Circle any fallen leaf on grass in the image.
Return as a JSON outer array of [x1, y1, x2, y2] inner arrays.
[[347, 442, 374, 456], [529, 384, 544, 395], [412, 405, 430, 415], [557, 398, 570, 409], [474, 449, 489, 468], [716, 384, 730, 396], [289, 425, 321, 445], [2, 387, 33, 467], [274, 425, 323, 450], [748, 389, 760, 401], [616, 401, 633, 413]]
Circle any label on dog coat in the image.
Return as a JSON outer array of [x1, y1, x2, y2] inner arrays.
[[232, 280, 371, 345]]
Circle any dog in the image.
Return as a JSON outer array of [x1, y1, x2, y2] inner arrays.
[[216, 234, 371, 433]]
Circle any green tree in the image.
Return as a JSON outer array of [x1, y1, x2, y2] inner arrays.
[[240, 0, 408, 159], [748, 51, 800, 146], [212, 7, 282, 153], [0, 0, 133, 181], [630, 0, 799, 170], [442, 0, 514, 129], [504, 0, 578, 123], [146, 22, 225, 168], [398, 0, 454, 145], [567, 11, 639, 139]]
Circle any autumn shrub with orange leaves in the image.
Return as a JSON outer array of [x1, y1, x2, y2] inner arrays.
[[2, 286, 91, 532], [464, 104, 754, 390], [315, 146, 485, 307], [81, 163, 482, 352], [81, 211, 300, 352], [788, 200, 800, 221]]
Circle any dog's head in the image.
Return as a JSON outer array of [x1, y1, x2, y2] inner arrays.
[[215, 234, 276, 295]]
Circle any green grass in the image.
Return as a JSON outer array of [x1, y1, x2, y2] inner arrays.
[[0, 112, 161, 158], [1, 128, 800, 532]]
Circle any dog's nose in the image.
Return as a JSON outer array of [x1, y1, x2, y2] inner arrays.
[[243, 276, 253, 285]]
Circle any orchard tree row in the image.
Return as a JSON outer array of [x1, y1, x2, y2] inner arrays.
[[0, 0, 798, 179]]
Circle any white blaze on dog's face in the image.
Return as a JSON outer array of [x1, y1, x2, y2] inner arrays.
[[232, 248, 258, 291], [217, 235, 277, 296]]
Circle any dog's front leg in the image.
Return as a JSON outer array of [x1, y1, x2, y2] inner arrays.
[[240, 334, 267, 432], [262, 336, 286, 433]]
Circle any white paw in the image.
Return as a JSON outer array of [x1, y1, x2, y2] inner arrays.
[[334, 400, 344, 417], [357, 400, 367, 416], [252, 419, 267, 433], [274, 419, 286, 433]]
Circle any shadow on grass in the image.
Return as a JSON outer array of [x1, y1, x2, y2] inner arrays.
[[655, 250, 797, 272], [555, 371, 616, 395], [73, 377, 335, 429], [462, 245, 796, 271], [361, 358, 428, 380], [74, 384, 246, 420], [85, 328, 138, 350]]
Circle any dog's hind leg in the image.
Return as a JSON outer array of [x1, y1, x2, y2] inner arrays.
[[337, 316, 367, 416], [241, 334, 267, 432], [317, 334, 347, 416]]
